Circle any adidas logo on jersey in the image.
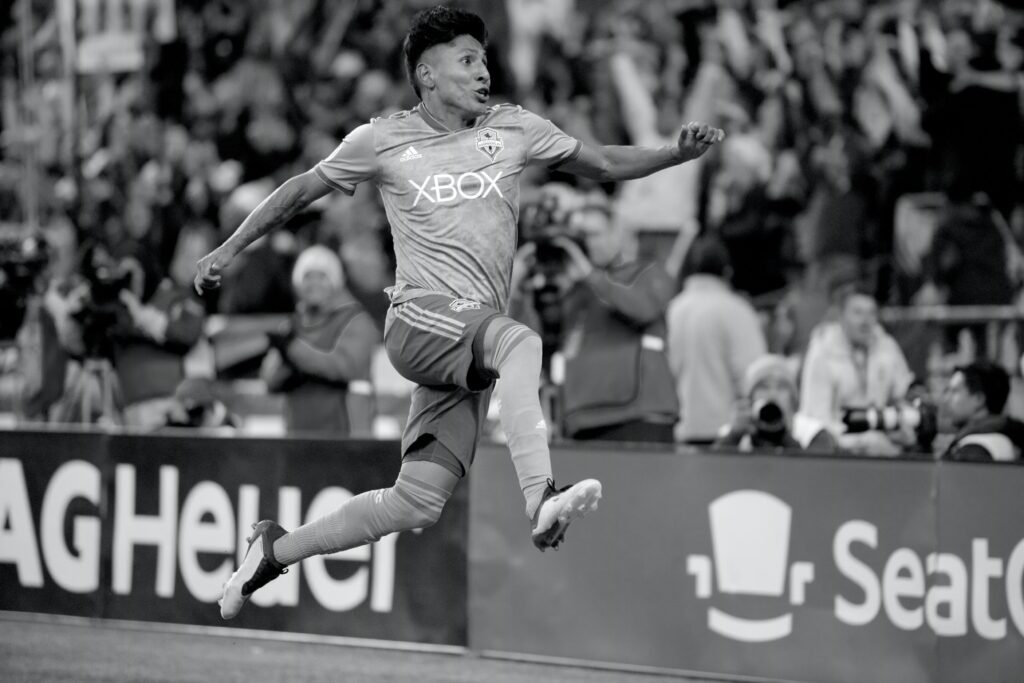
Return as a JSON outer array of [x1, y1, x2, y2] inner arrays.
[[399, 146, 422, 162]]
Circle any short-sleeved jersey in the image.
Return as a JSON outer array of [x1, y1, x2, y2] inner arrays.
[[315, 103, 581, 311]]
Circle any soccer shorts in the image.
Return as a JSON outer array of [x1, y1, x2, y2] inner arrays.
[[384, 294, 501, 477]]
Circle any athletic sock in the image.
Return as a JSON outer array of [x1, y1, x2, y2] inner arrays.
[[272, 461, 458, 565], [491, 326, 552, 519]]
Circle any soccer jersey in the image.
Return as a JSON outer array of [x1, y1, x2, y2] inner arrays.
[[314, 103, 581, 311]]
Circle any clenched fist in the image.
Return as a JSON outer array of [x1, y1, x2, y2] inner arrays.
[[676, 121, 726, 163]]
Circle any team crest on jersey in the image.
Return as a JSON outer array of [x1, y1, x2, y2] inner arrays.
[[449, 298, 481, 312], [475, 128, 504, 161]]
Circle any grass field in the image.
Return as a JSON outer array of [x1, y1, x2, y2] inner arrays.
[[0, 615, 716, 682]]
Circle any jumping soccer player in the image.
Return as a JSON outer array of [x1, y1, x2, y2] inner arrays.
[[195, 6, 724, 620]]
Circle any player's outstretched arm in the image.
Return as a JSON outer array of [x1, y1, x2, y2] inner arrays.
[[558, 121, 725, 183], [194, 170, 332, 294]]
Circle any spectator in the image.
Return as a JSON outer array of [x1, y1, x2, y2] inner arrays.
[[800, 283, 914, 455], [606, 39, 720, 267], [715, 354, 838, 453], [216, 181, 298, 314], [917, 186, 1016, 351], [4, 0, 1024, 437], [707, 133, 787, 297], [511, 190, 678, 442], [260, 245, 379, 436], [922, 188, 1014, 306], [13, 295, 68, 422], [666, 235, 766, 445], [940, 360, 1024, 463], [47, 241, 205, 426], [113, 247, 207, 427]]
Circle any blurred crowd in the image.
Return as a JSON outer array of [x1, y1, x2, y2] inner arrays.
[[1, 0, 1023, 461]]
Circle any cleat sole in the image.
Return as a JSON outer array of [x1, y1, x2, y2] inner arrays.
[[532, 479, 602, 551]]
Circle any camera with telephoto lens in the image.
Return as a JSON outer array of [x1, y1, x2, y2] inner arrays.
[[842, 398, 938, 451], [520, 191, 588, 269], [0, 234, 50, 341], [753, 399, 787, 436], [72, 249, 135, 359]]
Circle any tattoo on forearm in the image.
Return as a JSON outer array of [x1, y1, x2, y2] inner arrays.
[[226, 183, 309, 253]]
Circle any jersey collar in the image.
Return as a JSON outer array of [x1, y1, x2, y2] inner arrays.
[[416, 102, 485, 133]]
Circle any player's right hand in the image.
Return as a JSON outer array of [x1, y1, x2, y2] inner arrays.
[[194, 246, 233, 295]]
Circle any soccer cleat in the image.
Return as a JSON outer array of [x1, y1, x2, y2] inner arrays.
[[530, 478, 602, 552], [219, 520, 289, 619]]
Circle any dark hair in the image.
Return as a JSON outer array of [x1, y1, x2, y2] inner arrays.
[[681, 234, 731, 280], [404, 6, 488, 98], [957, 361, 1010, 416]]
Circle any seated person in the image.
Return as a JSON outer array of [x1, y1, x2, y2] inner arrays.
[[940, 360, 1024, 463], [716, 354, 838, 453], [799, 283, 914, 456]]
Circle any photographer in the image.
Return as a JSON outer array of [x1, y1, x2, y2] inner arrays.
[[511, 189, 678, 443], [940, 361, 1024, 463], [260, 245, 379, 436], [0, 234, 67, 421], [54, 242, 205, 426], [715, 354, 838, 453], [799, 283, 915, 456]]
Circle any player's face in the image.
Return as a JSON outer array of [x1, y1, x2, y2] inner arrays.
[[422, 35, 490, 117]]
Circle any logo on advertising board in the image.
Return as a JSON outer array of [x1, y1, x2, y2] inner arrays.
[[687, 489, 1024, 644], [687, 490, 814, 642], [0, 459, 402, 612]]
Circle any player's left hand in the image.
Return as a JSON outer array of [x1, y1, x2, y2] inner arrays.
[[552, 236, 593, 282], [676, 121, 726, 162]]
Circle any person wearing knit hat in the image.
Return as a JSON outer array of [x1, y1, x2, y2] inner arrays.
[[260, 244, 380, 436], [743, 354, 798, 398], [715, 353, 838, 453], [291, 245, 344, 294]]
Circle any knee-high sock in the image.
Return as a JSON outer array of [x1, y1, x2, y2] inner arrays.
[[492, 328, 552, 519], [272, 461, 458, 566]]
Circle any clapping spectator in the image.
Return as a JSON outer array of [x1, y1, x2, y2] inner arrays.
[[260, 245, 380, 436]]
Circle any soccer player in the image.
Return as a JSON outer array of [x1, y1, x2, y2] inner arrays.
[[195, 6, 725, 620]]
